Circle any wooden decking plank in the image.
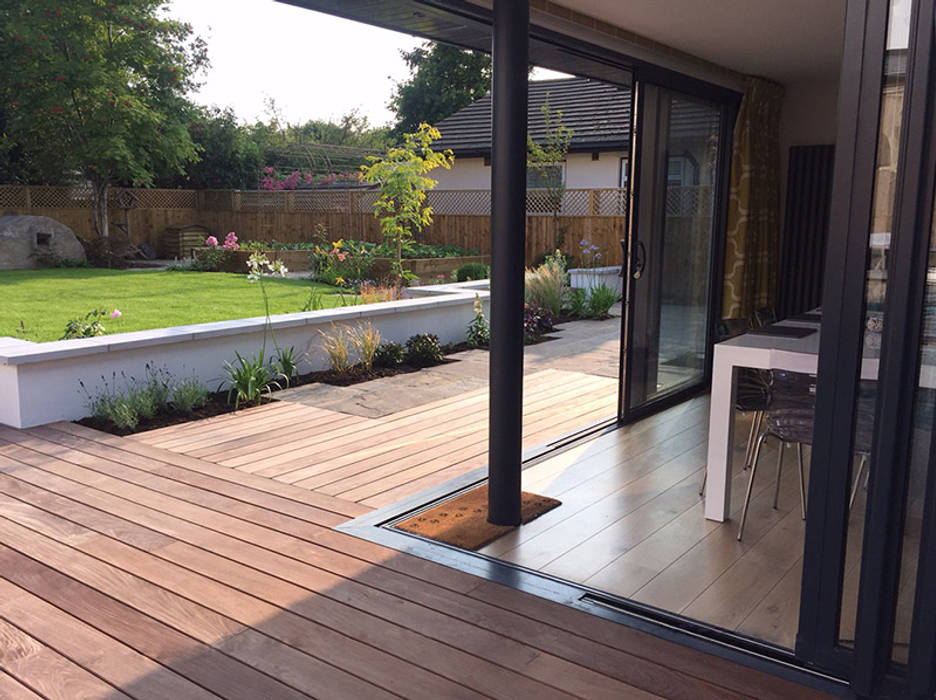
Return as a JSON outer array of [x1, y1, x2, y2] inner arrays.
[[0, 521, 399, 700], [274, 374, 613, 487], [22, 425, 350, 530], [0, 546, 312, 700], [229, 371, 603, 475], [0, 614, 131, 700], [0, 444, 722, 700], [0, 481, 562, 700], [141, 401, 304, 445], [46, 421, 370, 518], [0, 577, 220, 700], [0, 670, 44, 700]]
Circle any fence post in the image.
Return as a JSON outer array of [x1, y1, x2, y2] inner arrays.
[[23, 185, 31, 210], [232, 190, 241, 212], [589, 189, 600, 216], [285, 191, 295, 212]]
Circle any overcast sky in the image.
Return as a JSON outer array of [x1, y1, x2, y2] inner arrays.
[[166, 0, 566, 129]]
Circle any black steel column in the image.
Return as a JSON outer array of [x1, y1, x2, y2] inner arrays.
[[488, 0, 528, 526]]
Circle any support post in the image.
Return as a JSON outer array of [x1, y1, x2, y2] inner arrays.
[[488, 0, 529, 526]]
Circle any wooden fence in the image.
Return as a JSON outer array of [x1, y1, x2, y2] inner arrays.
[[0, 185, 661, 266]]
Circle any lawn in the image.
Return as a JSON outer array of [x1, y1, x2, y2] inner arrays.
[[0, 268, 350, 342]]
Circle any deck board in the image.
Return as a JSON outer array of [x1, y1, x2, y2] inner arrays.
[[0, 424, 831, 699], [133, 369, 618, 506]]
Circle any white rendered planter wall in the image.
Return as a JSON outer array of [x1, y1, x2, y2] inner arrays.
[[568, 266, 624, 296], [0, 282, 490, 429]]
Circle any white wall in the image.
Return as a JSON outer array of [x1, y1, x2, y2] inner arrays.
[[434, 150, 629, 191], [0, 282, 490, 429], [778, 78, 840, 230]]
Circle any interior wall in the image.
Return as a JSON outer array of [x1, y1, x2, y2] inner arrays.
[[778, 78, 840, 231]]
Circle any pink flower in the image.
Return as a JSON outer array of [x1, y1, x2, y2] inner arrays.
[[264, 166, 273, 174], [109, 309, 121, 319], [337, 252, 347, 262], [204, 236, 218, 247], [222, 231, 239, 251]]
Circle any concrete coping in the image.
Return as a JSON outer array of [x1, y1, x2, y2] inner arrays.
[[0, 281, 491, 367]]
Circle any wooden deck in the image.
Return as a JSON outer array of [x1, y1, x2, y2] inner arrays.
[[0, 422, 830, 699], [135, 368, 618, 509]]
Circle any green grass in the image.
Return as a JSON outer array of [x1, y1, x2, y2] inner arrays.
[[0, 268, 354, 342]]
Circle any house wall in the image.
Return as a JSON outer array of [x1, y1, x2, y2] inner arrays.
[[778, 78, 840, 231], [434, 150, 629, 190]]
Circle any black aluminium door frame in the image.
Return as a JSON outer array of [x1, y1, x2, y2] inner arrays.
[[798, 0, 936, 694], [618, 75, 738, 425]]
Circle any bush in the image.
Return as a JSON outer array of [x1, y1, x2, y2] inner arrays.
[[320, 325, 353, 373], [525, 257, 567, 317], [350, 322, 381, 371], [466, 294, 490, 347], [61, 308, 109, 340], [455, 262, 490, 282], [404, 333, 444, 367], [585, 283, 619, 318], [170, 376, 209, 414], [523, 304, 554, 342], [223, 350, 284, 408], [568, 288, 588, 318], [374, 341, 405, 368]]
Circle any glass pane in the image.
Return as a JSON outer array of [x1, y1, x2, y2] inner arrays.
[[891, 153, 936, 666], [649, 95, 721, 400], [838, 0, 911, 649]]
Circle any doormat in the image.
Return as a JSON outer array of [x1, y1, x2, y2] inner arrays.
[[393, 485, 561, 550]]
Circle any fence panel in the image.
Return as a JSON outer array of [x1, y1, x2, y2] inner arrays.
[[0, 184, 630, 264]]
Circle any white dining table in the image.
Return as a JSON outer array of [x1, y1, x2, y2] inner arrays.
[[702, 312, 907, 522]]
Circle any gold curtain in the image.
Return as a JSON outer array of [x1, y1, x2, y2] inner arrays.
[[721, 76, 784, 319]]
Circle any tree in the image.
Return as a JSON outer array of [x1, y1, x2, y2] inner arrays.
[[361, 123, 453, 285], [527, 96, 573, 251], [389, 41, 491, 136], [154, 106, 262, 190], [1, 1, 207, 238]]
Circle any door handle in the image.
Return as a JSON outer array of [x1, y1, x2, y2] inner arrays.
[[632, 240, 647, 280], [619, 238, 627, 278]]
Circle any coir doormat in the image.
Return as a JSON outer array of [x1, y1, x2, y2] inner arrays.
[[393, 485, 561, 550]]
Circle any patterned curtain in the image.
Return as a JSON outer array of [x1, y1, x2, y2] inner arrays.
[[721, 76, 784, 319]]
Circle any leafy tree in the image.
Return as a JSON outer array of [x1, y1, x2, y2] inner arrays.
[[389, 41, 491, 136], [1, 1, 207, 237], [155, 106, 262, 190], [528, 95, 573, 251], [361, 123, 453, 285]]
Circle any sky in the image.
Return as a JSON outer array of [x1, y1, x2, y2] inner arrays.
[[166, 0, 567, 129]]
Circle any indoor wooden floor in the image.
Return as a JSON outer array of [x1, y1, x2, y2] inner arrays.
[[480, 396, 822, 649], [0, 421, 831, 699], [135, 368, 617, 509]]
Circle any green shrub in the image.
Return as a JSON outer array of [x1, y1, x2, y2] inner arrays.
[[466, 294, 490, 347], [525, 258, 567, 317], [274, 345, 299, 383], [568, 287, 588, 318], [585, 283, 619, 318], [223, 350, 284, 409], [455, 262, 490, 282], [170, 377, 209, 414], [404, 333, 444, 367], [374, 341, 405, 368], [61, 308, 109, 340]]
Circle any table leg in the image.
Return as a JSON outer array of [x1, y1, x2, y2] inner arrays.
[[705, 354, 737, 521]]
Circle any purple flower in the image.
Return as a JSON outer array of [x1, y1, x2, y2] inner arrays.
[[204, 236, 218, 247]]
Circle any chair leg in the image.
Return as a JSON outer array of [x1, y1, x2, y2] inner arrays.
[[699, 466, 707, 497], [797, 442, 807, 520], [773, 441, 785, 509], [738, 432, 768, 541], [743, 411, 759, 469], [849, 454, 869, 510]]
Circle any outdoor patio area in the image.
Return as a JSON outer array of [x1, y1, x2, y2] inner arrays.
[[0, 421, 826, 699], [133, 313, 622, 509]]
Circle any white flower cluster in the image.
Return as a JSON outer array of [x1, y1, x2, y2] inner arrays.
[[246, 252, 289, 282]]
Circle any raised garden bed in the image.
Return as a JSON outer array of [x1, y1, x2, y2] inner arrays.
[[370, 255, 490, 282]]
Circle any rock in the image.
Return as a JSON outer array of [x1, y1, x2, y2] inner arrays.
[[0, 215, 86, 270]]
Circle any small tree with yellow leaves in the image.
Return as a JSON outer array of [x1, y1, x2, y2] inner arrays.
[[361, 123, 453, 285]]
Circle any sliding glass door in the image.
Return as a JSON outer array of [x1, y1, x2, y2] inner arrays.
[[621, 84, 728, 420]]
